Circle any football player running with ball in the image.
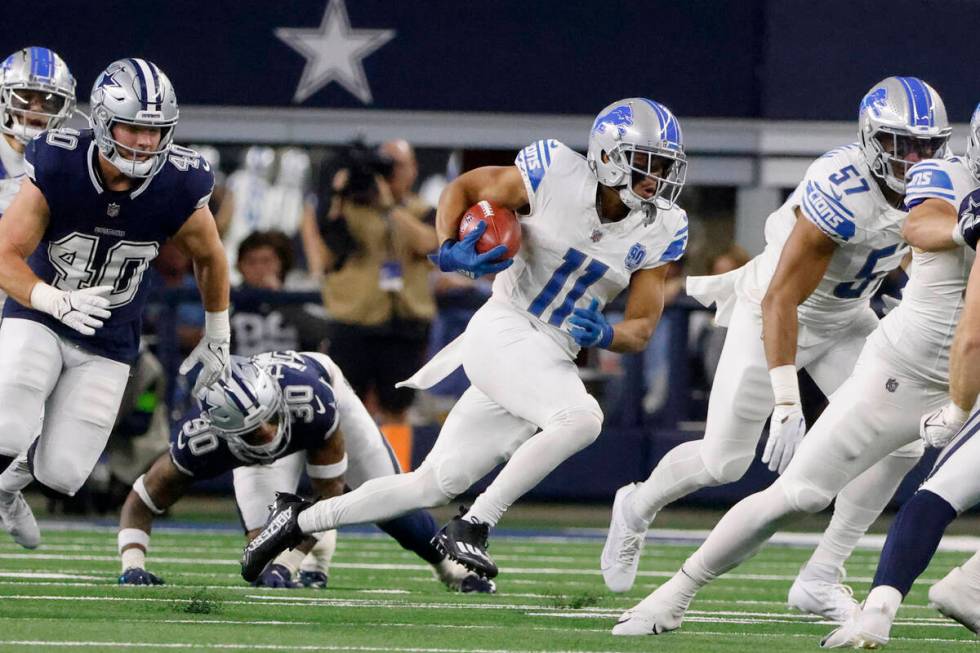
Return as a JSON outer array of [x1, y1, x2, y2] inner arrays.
[[0, 58, 231, 547], [119, 351, 493, 593], [613, 78, 966, 636], [242, 98, 689, 582], [602, 77, 952, 622]]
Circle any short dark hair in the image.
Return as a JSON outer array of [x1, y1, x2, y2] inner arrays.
[[237, 230, 294, 282]]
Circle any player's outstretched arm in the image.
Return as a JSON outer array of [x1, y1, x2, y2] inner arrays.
[[172, 206, 231, 393], [435, 166, 528, 243], [118, 453, 193, 584], [759, 209, 837, 473], [946, 252, 980, 410], [902, 198, 959, 252]]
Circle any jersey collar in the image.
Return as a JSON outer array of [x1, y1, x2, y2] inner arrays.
[[87, 141, 155, 199]]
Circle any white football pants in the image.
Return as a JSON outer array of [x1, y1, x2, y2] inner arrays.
[[688, 338, 946, 577], [920, 409, 980, 513], [297, 300, 602, 532], [631, 298, 881, 517], [0, 318, 129, 495]]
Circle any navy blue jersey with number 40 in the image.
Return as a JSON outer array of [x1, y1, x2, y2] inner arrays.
[[3, 128, 214, 363], [169, 351, 340, 479]]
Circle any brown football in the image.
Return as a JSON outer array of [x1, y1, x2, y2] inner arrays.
[[457, 200, 521, 259]]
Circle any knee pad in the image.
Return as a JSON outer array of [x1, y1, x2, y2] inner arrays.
[[890, 439, 925, 459], [700, 441, 754, 485], [545, 400, 604, 450], [778, 476, 833, 514], [418, 461, 465, 505]]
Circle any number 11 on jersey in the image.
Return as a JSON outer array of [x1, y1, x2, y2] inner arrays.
[[528, 248, 608, 326]]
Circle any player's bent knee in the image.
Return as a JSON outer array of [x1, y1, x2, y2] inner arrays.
[[420, 461, 466, 505], [546, 402, 604, 450], [779, 477, 832, 514], [701, 447, 754, 485]]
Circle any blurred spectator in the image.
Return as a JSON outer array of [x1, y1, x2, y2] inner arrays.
[[216, 146, 276, 284], [307, 138, 437, 470], [259, 148, 320, 288], [231, 230, 330, 356]]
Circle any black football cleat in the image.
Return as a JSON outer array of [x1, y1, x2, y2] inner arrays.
[[241, 492, 311, 583], [432, 506, 499, 579]]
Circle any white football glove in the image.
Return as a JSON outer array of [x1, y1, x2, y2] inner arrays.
[[179, 310, 230, 395], [30, 283, 113, 336], [762, 403, 806, 474], [920, 402, 969, 448]]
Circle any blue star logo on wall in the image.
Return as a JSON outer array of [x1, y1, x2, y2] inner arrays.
[[275, 0, 395, 104]]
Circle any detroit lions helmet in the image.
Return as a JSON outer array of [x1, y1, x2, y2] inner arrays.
[[966, 103, 980, 182], [587, 98, 686, 211], [90, 58, 179, 178], [198, 357, 291, 463], [858, 76, 950, 193], [0, 47, 76, 144]]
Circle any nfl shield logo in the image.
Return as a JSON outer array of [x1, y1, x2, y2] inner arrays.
[[625, 243, 646, 272], [106, 203, 120, 218], [590, 229, 603, 243], [885, 378, 899, 393]]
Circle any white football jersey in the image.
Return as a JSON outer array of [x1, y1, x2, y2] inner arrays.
[[500, 139, 687, 354], [0, 134, 26, 214], [872, 156, 979, 386], [737, 144, 908, 332]]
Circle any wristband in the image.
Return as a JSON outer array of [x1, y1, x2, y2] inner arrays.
[[204, 309, 231, 339], [948, 401, 970, 425], [29, 282, 61, 315], [769, 365, 800, 405]]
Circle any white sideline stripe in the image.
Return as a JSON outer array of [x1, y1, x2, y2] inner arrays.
[[161, 619, 317, 626], [0, 571, 102, 580], [31, 520, 980, 553]]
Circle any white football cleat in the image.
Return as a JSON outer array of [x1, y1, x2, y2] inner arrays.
[[929, 566, 980, 634], [601, 483, 649, 593], [820, 604, 891, 649], [0, 490, 40, 549], [611, 599, 685, 636], [789, 565, 859, 623]]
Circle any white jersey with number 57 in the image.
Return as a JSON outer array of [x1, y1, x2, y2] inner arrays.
[[736, 143, 908, 332], [871, 156, 979, 385], [498, 139, 688, 354]]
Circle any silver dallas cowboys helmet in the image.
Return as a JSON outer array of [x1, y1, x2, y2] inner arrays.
[[587, 97, 687, 211], [0, 47, 76, 144], [858, 76, 951, 193], [966, 103, 980, 182], [90, 58, 178, 178], [198, 357, 291, 463]]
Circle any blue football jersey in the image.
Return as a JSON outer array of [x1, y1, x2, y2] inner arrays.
[[3, 128, 214, 363], [169, 351, 339, 479]]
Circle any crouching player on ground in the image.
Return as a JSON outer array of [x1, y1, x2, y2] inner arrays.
[[117, 350, 494, 592]]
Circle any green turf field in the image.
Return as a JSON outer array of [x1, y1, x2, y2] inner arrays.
[[0, 514, 977, 652]]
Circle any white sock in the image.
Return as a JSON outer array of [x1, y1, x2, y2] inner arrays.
[[698, 482, 798, 575], [0, 456, 33, 494], [866, 585, 903, 618], [639, 551, 714, 612], [465, 409, 600, 527], [298, 466, 445, 534], [958, 551, 980, 585], [806, 454, 918, 573], [301, 529, 337, 573], [630, 441, 717, 523]]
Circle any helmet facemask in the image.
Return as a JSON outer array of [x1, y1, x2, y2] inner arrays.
[[93, 110, 176, 178], [968, 106, 980, 183], [604, 143, 687, 211], [0, 85, 75, 144], [863, 127, 949, 193], [220, 392, 292, 464]]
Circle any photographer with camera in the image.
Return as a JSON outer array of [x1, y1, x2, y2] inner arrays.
[[308, 139, 437, 470]]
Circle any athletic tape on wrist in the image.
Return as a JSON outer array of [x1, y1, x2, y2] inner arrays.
[[307, 453, 348, 479], [769, 364, 800, 405]]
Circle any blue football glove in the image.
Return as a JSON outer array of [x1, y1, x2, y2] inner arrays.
[[430, 220, 513, 278], [252, 563, 297, 588], [118, 567, 165, 586], [568, 298, 614, 348]]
